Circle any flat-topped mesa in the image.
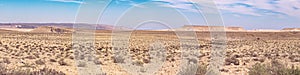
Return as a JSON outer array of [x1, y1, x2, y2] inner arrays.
[[282, 28, 300, 31], [181, 25, 245, 31], [30, 26, 74, 33]]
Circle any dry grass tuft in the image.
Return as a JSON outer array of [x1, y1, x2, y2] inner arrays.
[[58, 59, 68, 66], [0, 64, 65, 75], [249, 60, 300, 75], [35, 59, 45, 65], [77, 61, 86, 67]]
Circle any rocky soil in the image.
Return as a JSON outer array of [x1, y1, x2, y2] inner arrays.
[[0, 30, 299, 75]]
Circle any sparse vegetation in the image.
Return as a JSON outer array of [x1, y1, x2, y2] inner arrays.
[[35, 59, 45, 65], [58, 59, 68, 66], [225, 57, 239, 65], [77, 61, 86, 67], [0, 29, 299, 75], [2, 58, 11, 64], [177, 63, 207, 75], [0, 64, 65, 75], [49, 58, 57, 62], [249, 60, 300, 75], [20, 63, 35, 68], [196, 64, 208, 75], [112, 56, 125, 63], [93, 59, 102, 65]]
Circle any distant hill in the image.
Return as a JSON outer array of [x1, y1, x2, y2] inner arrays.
[[182, 25, 245, 31], [282, 28, 300, 31], [30, 26, 73, 33], [0, 23, 130, 30], [157, 25, 245, 31]]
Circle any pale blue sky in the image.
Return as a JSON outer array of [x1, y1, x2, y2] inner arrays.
[[0, 0, 299, 30]]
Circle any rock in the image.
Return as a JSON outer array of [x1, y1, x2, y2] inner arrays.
[[225, 57, 239, 65]]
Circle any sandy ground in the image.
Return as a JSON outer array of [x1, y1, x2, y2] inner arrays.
[[0, 30, 299, 75], [0, 28, 34, 32]]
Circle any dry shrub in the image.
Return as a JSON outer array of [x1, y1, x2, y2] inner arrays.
[[196, 64, 207, 75], [35, 67, 66, 75], [93, 59, 102, 65], [87, 55, 94, 61], [112, 56, 125, 63], [248, 63, 269, 75], [132, 60, 144, 66], [0, 64, 65, 75], [25, 55, 36, 59], [225, 57, 239, 65], [35, 59, 45, 65], [96, 72, 107, 75], [77, 61, 86, 67], [58, 59, 68, 66], [33, 53, 40, 58], [142, 58, 150, 63], [20, 63, 35, 68], [249, 60, 300, 75], [49, 59, 57, 62], [178, 64, 207, 75], [3, 58, 11, 64], [69, 55, 74, 60]]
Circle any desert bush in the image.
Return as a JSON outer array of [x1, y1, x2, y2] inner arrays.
[[49, 59, 57, 62], [56, 54, 63, 59], [225, 57, 239, 65], [58, 59, 68, 66], [253, 58, 265, 63], [20, 63, 35, 68], [93, 59, 102, 65], [112, 56, 125, 63], [0, 66, 65, 75], [142, 58, 150, 63], [132, 60, 144, 66], [76, 55, 85, 60], [96, 72, 107, 75], [77, 61, 86, 67], [33, 67, 66, 75], [177, 64, 198, 75], [69, 55, 74, 60], [3, 58, 11, 64], [248, 63, 269, 75], [177, 64, 207, 75], [249, 60, 300, 75], [196, 64, 207, 75], [87, 55, 94, 61], [25, 55, 36, 59], [33, 53, 40, 58], [35, 59, 45, 65]]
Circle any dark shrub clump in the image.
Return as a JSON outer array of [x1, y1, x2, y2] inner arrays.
[[249, 60, 300, 75]]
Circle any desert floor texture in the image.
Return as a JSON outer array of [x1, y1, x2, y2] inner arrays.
[[0, 30, 299, 75]]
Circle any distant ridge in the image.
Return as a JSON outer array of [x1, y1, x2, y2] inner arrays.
[[282, 28, 300, 31], [30, 26, 73, 33], [156, 25, 245, 31], [182, 25, 245, 31], [0, 23, 130, 30], [0, 23, 299, 32]]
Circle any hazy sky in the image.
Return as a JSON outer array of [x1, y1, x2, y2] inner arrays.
[[0, 0, 299, 30]]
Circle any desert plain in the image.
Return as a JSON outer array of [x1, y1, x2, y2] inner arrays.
[[0, 25, 299, 75]]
